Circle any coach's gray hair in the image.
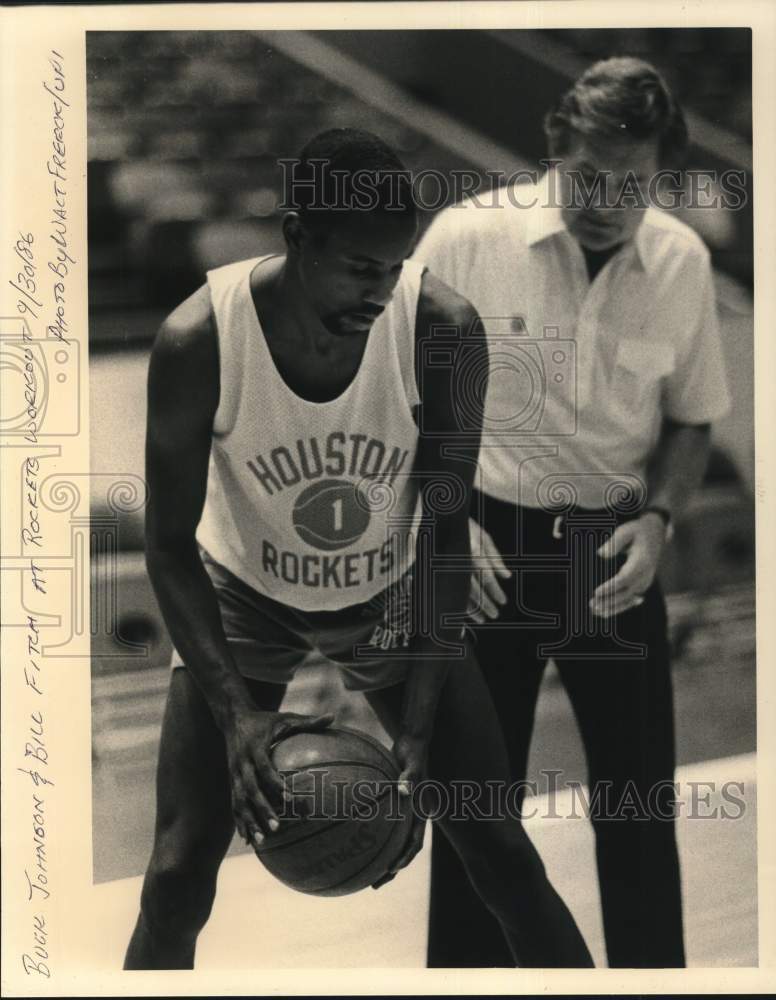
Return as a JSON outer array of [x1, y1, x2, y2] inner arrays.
[[544, 57, 689, 168]]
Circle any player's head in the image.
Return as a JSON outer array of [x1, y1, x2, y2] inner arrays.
[[283, 128, 419, 337], [544, 57, 688, 250]]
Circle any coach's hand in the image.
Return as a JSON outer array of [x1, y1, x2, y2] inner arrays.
[[372, 731, 429, 889], [467, 517, 510, 623], [225, 707, 334, 849], [590, 513, 668, 618]]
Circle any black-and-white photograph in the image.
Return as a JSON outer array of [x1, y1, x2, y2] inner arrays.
[[85, 25, 756, 971]]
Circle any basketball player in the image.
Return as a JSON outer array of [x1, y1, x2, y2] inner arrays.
[[123, 129, 593, 969], [416, 59, 731, 967]]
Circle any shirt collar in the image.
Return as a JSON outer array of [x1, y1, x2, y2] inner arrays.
[[524, 170, 566, 247], [631, 215, 652, 271], [524, 169, 649, 271]]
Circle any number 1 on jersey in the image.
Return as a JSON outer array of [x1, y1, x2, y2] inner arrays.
[[332, 497, 343, 533]]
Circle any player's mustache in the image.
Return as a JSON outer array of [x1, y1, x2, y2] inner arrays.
[[350, 305, 385, 319]]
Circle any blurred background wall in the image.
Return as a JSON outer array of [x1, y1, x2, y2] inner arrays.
[[87, 29, 755, 888]]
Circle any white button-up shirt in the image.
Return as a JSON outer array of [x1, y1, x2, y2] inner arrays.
[[414, 171, 732, 510]]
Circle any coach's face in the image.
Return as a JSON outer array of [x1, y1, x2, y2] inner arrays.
[[557, 131, 660, 251], [295, 211, 418, 337]]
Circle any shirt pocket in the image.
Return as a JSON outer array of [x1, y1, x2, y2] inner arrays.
[[611, 339, 675, 414]]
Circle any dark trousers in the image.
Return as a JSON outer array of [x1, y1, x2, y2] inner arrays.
[[427, 491, 685, 968]]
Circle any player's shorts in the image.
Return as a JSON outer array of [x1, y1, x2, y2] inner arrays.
[[170, 545, 414, 691]]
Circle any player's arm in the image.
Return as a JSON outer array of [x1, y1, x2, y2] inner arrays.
[[401, 273, 486, 738], [414, 212, 512, 624], [145, 289, 253, 725], [385, 272, 486, 874], [145, 288, 331, 844]]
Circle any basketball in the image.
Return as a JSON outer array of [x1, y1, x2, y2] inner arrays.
[[252, 726, 412, 896], [291, 478, 371, 551]]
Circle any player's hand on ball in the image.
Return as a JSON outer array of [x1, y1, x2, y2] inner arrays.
[[468, 517, 510, 623], [372, 732, 428, 889], [224, 708, 334, 849], [590, 514, 668, 618]]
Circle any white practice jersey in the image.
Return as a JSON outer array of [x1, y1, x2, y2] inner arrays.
[[196, 256, 425, 611]]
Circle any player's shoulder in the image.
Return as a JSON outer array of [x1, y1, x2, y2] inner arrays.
[[150, 286, 220, 406], [159, 255, 258, 350], [417, 268, 479, 331], [206, 255, 260, 287], [155, 284, 215, 359], [148, 285, 219, 419], [641, 207, 711, 263]]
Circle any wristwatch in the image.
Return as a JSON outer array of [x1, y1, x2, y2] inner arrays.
[[642, 504, 674, 542]]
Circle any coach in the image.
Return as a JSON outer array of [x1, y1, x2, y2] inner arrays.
[[415, 57, 731, 968]]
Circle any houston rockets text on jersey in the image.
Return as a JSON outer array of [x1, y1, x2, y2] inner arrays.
[[196, 256, 425, 611]]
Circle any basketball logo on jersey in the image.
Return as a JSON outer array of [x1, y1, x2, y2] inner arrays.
[[250, 432, 417, 596], [292, 479, 371, 551]]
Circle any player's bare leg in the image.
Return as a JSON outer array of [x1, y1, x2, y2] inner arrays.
[[124, 669, 286, 970], [365, 652, 594, 968]]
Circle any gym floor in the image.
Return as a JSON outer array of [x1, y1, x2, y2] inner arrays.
[[92, 583, 757, 968], [92, 753, 757, 969]]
